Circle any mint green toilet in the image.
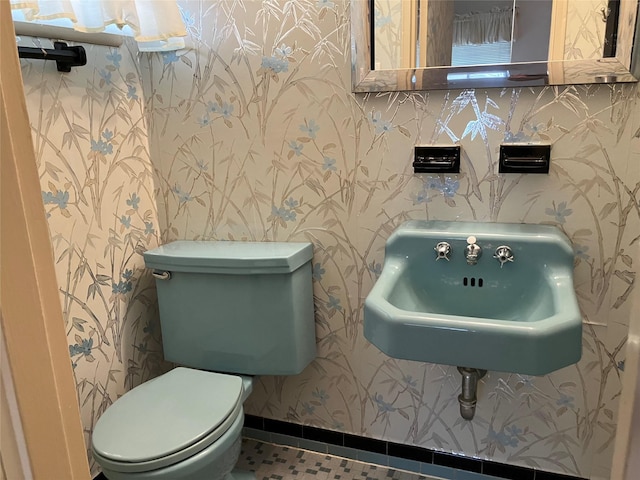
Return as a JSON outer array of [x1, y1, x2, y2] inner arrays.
[[91, 241, 316, 480]]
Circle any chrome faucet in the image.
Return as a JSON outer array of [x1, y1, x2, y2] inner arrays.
[[434, 241, 451, 261], [493, 245, 514, 268], [464, 236, 482, 265]]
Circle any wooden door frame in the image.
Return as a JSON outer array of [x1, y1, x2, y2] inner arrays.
[[0, 2, 90, 478], [611, 243, 640, 480]]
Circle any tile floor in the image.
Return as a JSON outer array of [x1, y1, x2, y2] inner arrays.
[[237, 438, 441, 480]]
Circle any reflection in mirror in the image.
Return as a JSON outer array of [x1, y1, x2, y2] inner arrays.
[[372, 0, 621, 69], [352, 0, 639, 91], [451, 3, 521, 67]]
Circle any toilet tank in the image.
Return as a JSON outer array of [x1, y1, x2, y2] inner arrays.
[[144, 241, 316, 376]]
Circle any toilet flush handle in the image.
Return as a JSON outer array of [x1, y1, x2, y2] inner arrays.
[[152, 270, 171, 280]]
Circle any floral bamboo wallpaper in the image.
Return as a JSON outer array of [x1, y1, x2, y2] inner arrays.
[[18, 37, 165, 475], [565, 0, 607, 60], [373, 0, 402, 69], [16, 0, 639, 479]]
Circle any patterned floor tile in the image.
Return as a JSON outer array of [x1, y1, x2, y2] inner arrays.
[[237, 439, 443, 480]]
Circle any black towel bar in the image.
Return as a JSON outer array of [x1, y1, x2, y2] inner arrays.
[[17, 41, 86, 72]]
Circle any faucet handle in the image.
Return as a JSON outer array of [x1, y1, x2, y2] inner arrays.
[[493, 245, 514, 268], [434, 242, 451, 261], [465, 236, 482, 265]]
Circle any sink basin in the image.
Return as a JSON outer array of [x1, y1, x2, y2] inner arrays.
[[364, 221, 582, 375]]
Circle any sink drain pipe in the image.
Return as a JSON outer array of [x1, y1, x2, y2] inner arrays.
[[457, 367, 486, 420]]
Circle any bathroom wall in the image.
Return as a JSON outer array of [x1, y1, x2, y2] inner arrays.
[[139, 1, 640, 479], [373, 0, 403, 69], [565, 0, 608, 60], [18, 37, 165, 476]]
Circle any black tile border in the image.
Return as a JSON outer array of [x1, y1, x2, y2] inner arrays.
[[263, 417, 303, 437], [244, 414, 588, 480], [344, 432, 387, 454], [535, 471, 589, 480], [434, 451, 482, 473], [388, 441, 433, 463], [483, 460, 535, 480], [305, 424, 344, 445], [243, 413, 264, 430], [93, 474, 108, 480]]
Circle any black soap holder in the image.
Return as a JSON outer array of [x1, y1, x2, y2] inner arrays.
[[413, 146, 460, 173], [499, 144, 551, 174]]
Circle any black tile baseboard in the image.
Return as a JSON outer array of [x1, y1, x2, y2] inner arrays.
[[263, 417, 303, 437], [305, 424, 344, 445], [244, 414, 588, 480], [243, 413, 265, 430], [535, 471, 589, 480], [388, 441, 433, 463], [344, 432, 387, 454], [93, 474, 107, 480], [434, 451, 482, 473], [483, 461, 536, 480]]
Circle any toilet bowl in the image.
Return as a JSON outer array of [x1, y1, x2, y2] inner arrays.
[[92, 368, 254, 480]]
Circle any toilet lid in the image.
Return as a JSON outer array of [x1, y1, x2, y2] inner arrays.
[[92, 368, 243, 466]]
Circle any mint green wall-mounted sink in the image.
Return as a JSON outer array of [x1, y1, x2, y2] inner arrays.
[[364, 221, 582, 375]]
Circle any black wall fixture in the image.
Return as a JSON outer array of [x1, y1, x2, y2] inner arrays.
[[413, 145, 461, 173], [18, 41, 86, 72], [499, 144, 551, 174]]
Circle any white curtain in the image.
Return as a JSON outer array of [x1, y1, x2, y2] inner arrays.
[[11, 0, 187, 51], [453, 7, 515, 47]]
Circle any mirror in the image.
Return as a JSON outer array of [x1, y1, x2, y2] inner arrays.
[[352, 0, 640, 91]]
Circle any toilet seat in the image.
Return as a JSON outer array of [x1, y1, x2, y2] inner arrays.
[[92, 368, 243, 473]]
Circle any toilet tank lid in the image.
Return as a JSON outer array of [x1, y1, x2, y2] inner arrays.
[[144, 241, 313, 274]]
